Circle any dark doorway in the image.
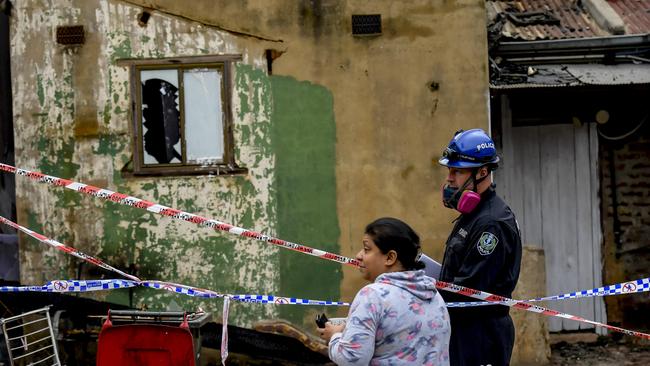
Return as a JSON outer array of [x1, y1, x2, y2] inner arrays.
[[0, 2, 18, 286], [0, 1, 15, 235]]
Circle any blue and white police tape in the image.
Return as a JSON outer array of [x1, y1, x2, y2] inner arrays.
[[446, 277, 650, 308], [0, 279, 350, 306], [0, 279, 137, 293], [532, 277, 650, 301], [230, 294, 347, 305], [435, 279, 650, 339], [139, 281, 348, 304], [3, 164, 650, 338]]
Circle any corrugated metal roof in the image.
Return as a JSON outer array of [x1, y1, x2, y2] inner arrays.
[[608, 0, 650, 35], [487, 1, 650, 89], [568, 63, 650, 84], [487, 0, 608, 41]]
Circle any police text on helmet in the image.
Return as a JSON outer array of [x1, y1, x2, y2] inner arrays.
[[476, 142, 494, 151]]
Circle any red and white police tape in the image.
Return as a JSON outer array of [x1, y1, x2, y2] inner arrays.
[[448, 277, 650, 307], [2, 163, 650, 339], [0, 163, 358, 267], [0, 215, 141, 282], [436, 280, 650, 339], [0, 215, 348, 306]]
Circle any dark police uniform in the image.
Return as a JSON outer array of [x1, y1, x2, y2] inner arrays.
[[440, 186, 522, 366]]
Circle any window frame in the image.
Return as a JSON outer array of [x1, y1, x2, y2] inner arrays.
[[118, 55, 245, 176]]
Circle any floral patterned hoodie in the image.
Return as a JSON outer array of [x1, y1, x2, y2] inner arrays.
[[329, 270, 450, 365]]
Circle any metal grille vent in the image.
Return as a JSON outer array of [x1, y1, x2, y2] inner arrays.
[[56, 25, 85, 45], [351, 14, 381, 36]]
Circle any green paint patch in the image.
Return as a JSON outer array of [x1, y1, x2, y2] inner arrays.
[[139, 239, 177, 278], [109, 33, 133, 61], [36, 75, 45, 107], [140, 182, 160, 201], [234, 65, 274, 160], [43, 252, 70, 279], [37, 136, 80, 179], [52, 189, 83, 209], [24, 210, 45, 252], [270, 76, 341, 325], [53, 86, 75, 118], [93, 134, 127, 157], [234, 65, 252, 121], [102, 68, 115, 126], [96, 176, 262, 322], [103, 103, 112, 125], [100, 202, 154, 262], [176, 198, 200, 213], [53, 90, 64, 108]]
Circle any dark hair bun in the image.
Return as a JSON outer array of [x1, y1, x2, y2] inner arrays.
[[365, 217, 422, 271]]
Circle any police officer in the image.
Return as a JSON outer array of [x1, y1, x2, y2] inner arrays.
[[438, 129, 522, 366]]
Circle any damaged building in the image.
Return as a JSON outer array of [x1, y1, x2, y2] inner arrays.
[[0, 0, 649, 364], [0, 0, 493, 364], [487, 0, 650, 334]]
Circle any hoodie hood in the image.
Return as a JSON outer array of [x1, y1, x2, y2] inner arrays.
[[374, 270, 436, 301]]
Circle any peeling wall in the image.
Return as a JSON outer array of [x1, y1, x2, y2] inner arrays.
[[10, 0, 490, 329], [11, 0, 280, 326]]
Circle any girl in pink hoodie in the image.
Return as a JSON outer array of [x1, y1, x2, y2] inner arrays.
[[318, 217, 450, 365]]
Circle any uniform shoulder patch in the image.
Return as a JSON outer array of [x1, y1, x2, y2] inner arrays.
[[476, 232, 499, 256]]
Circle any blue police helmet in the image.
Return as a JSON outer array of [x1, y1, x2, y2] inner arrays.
[[438, 129, 500, 169]]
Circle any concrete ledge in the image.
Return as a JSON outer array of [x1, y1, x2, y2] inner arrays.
[[584, 0, 626, 35], [511, 245, 551, 365]]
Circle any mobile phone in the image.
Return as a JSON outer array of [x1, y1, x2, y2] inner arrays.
[[315, 313, 328, 328]]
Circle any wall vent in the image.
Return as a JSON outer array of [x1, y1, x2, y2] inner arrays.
[[351, 14, 381, 36], [56, 25, 85, 45]]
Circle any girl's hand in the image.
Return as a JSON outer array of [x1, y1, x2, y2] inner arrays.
[[317, 321, 346, 342]]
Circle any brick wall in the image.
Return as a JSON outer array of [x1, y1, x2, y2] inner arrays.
[[600, 121, 650, 331]]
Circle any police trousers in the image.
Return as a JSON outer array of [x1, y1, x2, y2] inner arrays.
[[448, 314, 515, 366]]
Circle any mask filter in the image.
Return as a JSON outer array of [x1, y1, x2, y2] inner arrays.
[[442, 185, 481, 214], [456, 190, 481, 214]]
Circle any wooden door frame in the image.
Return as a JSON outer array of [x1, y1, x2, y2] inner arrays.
[[491, 93, 607, 332]]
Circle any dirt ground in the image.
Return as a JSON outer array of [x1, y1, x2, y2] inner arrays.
[[551, 336, 650, 366]]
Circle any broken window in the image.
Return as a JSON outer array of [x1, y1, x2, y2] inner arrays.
[[140, 69, 182, 165], [121, 56, 243, 175]]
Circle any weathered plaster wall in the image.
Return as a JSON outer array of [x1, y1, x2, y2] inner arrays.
[[12, 0, 491, 330], [11, 0, 282, 325], [120, 0, 491, 312], [320, 1, 491, 302]]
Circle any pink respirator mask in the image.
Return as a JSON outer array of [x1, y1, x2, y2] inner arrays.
[[442, 185, 481, 214]]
